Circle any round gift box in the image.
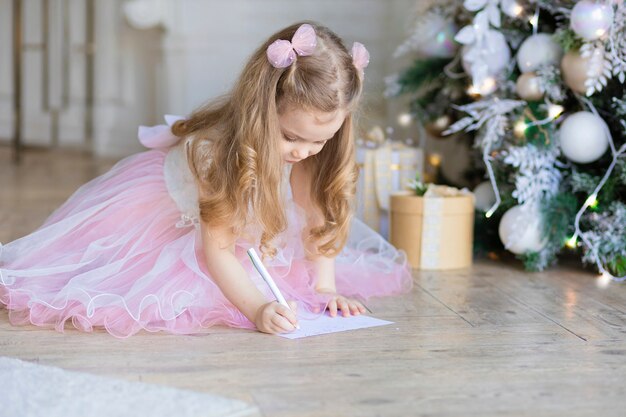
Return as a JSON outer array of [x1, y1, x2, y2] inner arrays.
[[390, 191, 474, 270]]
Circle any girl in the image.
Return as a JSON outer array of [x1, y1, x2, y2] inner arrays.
[[0, 22, 412, 338]]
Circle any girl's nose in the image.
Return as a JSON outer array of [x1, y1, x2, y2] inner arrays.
[[292, 148, 307, 160]]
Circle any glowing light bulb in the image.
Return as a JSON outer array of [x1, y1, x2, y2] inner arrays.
[[501, 0, 524, 18], [468, 77, 497, 97], [585, 194, 598, 208], [468, 84, 480, 97], [480, 77, 497, 95], [565, 236, 577, 249], [548, 104, 564, 119], [596, 272, 612, 288], [397, 113, 412, 127], [428, 153, 442, 167], [514, 120, 528, 138]]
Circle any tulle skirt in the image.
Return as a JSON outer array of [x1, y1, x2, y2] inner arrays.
[[0, 149, 413, 338]]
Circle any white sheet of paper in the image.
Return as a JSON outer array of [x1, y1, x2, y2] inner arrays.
[[276, 313, 393, 339]]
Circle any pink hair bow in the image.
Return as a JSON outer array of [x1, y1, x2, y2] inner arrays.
[[266, 24, 317, 68], [351, 42, 370, 74], [138, 114, 184, 149]]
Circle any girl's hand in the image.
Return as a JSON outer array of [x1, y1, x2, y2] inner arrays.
[[255, 300, 299, 334], [317, 290, 367, 317]]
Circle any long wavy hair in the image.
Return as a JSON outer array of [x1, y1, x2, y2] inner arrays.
[[171, 21, 363, 258]]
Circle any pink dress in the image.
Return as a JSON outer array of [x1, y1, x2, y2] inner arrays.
[[0, 116, 413, 338]]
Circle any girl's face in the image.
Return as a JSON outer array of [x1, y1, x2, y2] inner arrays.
[[278, 107, 346, 164]]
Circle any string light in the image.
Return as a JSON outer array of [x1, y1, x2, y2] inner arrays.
[[570, 97, 626, 282], [514, 120, 528, 138], [529, 5, 539, 34], [525, 101, 566, 130], [547, 104, 564, 119], [565, 235, 577, 248], [483, 135, 501, 219], [587, 194, 599, 209]]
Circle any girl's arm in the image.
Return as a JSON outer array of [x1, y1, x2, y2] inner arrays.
[[199, 217, 299, 334], [303, 226, 364, 317], [310, 252, 336, 293]]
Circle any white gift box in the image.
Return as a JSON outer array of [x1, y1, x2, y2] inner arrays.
[[355, 142, 423, 239]]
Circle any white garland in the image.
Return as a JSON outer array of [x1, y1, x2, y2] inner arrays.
[[445, 98, 526, 216], [581, 202, 626, 269], [502, 144, 562, 206], [535, 64, 567, 102], [444, 98, 526, 139]]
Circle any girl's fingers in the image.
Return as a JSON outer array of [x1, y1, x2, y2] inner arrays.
[[328, 296, 368, 318], [349, 302, 361, 315], [357, 303, 366, 314], [337, 298, 350, 317], [328, 299, 338, 317], [277, 303, 299, 327], [356, 301, 367, 314], [271, 314, 295, 332]]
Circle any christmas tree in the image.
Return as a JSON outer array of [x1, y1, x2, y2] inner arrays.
[[388, 0, 626, 281]]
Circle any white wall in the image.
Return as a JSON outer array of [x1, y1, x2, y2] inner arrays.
[[1, 0, 417, 157]]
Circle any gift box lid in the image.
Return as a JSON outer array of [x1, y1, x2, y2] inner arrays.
[[390, 191, 474, 215]]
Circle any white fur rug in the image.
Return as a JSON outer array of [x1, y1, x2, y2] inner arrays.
[[0, 356, 259, 417]]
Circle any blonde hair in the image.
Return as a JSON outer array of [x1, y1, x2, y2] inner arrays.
[[171, 21, 363, 258]]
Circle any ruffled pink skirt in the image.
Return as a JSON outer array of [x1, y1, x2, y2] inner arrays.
[[0, 149, 412, 338]]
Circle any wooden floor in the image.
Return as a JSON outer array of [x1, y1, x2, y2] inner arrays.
[[1, 146, 626, 416]]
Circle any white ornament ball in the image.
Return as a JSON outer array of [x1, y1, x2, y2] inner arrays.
[[561, 48, 605, 94], [559, 111, 609, 164], [570, 0, 614, 41], [498, 205, 546, 254], [462, 30, 511, 77], [473, 182, 497, 212], [517, 34, 563, 73], [417, 14, 459, 58], [515, 72, 543, 100], [123, 0, 163, 29]]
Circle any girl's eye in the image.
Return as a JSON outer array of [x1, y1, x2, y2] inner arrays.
[[283, 135, 297, 143]]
